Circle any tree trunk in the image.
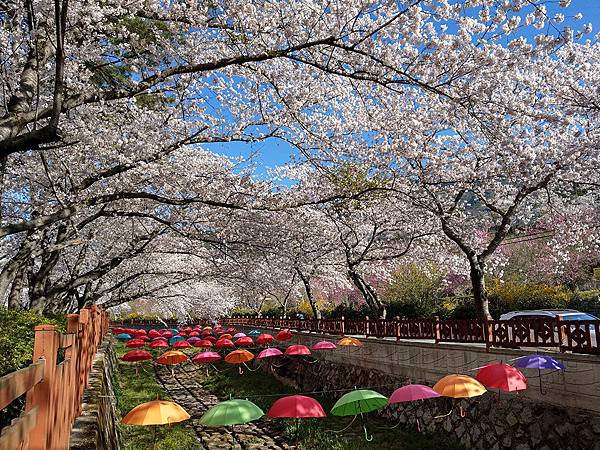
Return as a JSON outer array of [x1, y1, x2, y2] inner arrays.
[[348, 270, 386, 319], [296, 269, 321, 319], [469, 257, 491, 319], [7, 267, 25, 309]]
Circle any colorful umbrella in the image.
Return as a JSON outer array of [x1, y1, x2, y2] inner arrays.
[[233, 332, 247, 339], [225, 349, 254, 364], [161, 331, 173, 338], [187, 337, 201, 345], [268, 395, 326, 418], [433, 374, 486, 398], [275, 330, 293, 341], [116, 333, 132, 340], [312, 341, 337, 351], [331, 389, 387, 441], [475, 363, 527, 392], [235, 336, 254, 346], [125, 339, 146, 348], [215, 338, 235, 348], [226, 327, 236, 333], [173, 340, 192, 349], [169, 336, 185, 345], [248, 330, 261, 337], [122, 350, 153, 363], [205, 335, 217, 343], [150, 340, 169, 349], [145, 329, 158, 337], [513, 355, 564, 394], [199, 399, 263, 426], [194, 339, 213, 348], [337, 337, 362, 347], [189, 331, 200, 337], [192, 351, 222, 364], [220, 333, 233, 340], [157, 350, 188, 366], [389, 384, 440, 404], [256, 333, 274, 345], [284, 344, 311, 356], [258, 348, 284, 359], [133, 329, 147, 336]]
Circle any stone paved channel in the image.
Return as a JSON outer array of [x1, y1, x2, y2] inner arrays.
[[155, 364, 295, 450]]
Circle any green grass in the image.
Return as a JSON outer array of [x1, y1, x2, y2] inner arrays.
[[113, 342, 200, 450], [197, 363, 466, 450]]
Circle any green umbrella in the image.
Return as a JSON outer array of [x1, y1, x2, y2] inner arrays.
[[199, 399, 264, 426], [331, 389, 387, 442]]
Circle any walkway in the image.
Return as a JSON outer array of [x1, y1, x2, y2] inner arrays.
[[155, 364, 294, 450]]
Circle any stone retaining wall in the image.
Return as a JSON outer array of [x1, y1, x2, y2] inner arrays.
[[69, 336, 120, 450]]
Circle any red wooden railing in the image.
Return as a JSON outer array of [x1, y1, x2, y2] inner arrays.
[[222, 315, 600, 355], [0, 305, 109, 450]]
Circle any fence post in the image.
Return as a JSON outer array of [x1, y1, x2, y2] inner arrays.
[[433, 316, 441, 344], [341, 316, 345, 335], [556, 315, 566, 352], [394, 316, 400, 341], [25, 324, 58, 450]]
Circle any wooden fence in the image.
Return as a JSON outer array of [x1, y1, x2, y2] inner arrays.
[[222, 315, 600, 354], [0, 305, 109, 450]]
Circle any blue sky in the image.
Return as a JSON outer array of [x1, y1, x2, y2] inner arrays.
[[207, 0, 600, 179]]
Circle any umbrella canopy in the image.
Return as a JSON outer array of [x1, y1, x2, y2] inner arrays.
[[248, 330, 261, 337], [139, 336, 151, 342], [192, 351, 222, 364], [205, 335, 217, 343], [258, 348, 284, 359], [133, 329, 147, 336], [331, 390, 388, 416], [513, 355, 565, 370], [187, 337, 201, 345], [122, 350, 153, 363], [312, 341, 337, 351], [235, 337, 254, 346], [199, 399, 264, 426], [233, 332, 247, 339], [148, 329, 160, 338], [275, 330, 293, 341], [157, 350, 188, 365], [177, 332, 188, 337], [126, 339, 146, 348], [122, 400, 190, 426], [226, 327, 236, 333], [337, 337, 362, 347], [189, 331, 200, 337], [150, 340, 169, 348], [183, 326, 193, 333], [256, 334, 274, 344], [173, 340, 192, 349], [170, 328, 179, 335], [194, 339, 213, 348], [220, 333, 233, 340], [284, 344, 311, 356], [116, 333, 132, 340], [475, 362, 528, 392], [161, 331, 173, 338], [433, 374, 486, 399], [268, 395, 326, 418], [169, 336, 186, 345], [215, 338, 235, 348], [225, 349, 254, 364], [389, 384, 440, 404]]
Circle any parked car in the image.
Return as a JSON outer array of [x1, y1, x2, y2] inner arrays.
[[499, 309, 598, 347]]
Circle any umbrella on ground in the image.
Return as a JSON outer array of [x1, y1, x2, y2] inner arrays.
[[220, 333, 233, 340], [139, 336, 151, 342], [268, 395, 326, 439], [192, 351, 222, 364], [215, 338, 235, 348], [148, 329, 160, 338], [225, 349, 255, 374], [475, 362, 527, 392], [256, 333, 274, 345], [157, 350, 188, 375], [513, 355, 564, 394], [275, 330, 293, 341], [170, 328, 179, 335], [189, 331, 200, 337], [205, 335, 217, 343], [169, 336, 185, 345], [248, 330, 261, 337], [177, 332, 188, 337], [235, 336, 254, 346], [233, 332, 247, 339], [331, 389, 388, 441], [126, 339, 146, 348], [258, 348, 283, 359], [111, 327, 125, 334], [122, 350, 153, 376], [150, 340, 169, 349], [194, 339, 213, 348], [284, 344, 311, 356], [122, 400, 190, 449], [187, 337, 201, 345], [133, 329, 147, 336], [173, 340, 192, 349], [226, 327, 236, 333], [337, 337, 362, 347], [312, 341, 337, 351], [116, 333, 132, 340], [161, 331, 173, 338], [388, 384, 440, 432]]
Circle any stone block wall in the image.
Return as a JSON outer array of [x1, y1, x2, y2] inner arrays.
[[69, 337, 120, 450]]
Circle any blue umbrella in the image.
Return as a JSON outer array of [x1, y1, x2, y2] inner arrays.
[[170, 328, 179, 334], [116, 333, 132, 340], [169, 336, 185, 345], [248, 330, 261, 337], [513, 355, 564, 394]]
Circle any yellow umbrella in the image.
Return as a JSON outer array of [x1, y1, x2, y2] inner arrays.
[[433, 374, 486, 398], [122, 400, 190, 449], [225, 349, 254, 374], [337, 337, 362, 347]]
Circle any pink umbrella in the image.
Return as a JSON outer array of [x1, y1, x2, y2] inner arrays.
[[233, 332, 247, 339], [258, 348, 284, 359], [284, 344, 311, 356], [389, 384, 440, 404], [192, 351, 222, 363], [312, 341, 337, 351], [187, 337, 201, 345]]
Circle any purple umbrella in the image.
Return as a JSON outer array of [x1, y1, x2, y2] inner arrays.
[[187, 337, 201, 345], [513, 355, 564, 394]]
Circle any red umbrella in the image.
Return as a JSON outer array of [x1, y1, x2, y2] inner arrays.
[[152, 336, 167, 342], [194, 339, 213, 348], [183, 326, 193, 333], [189, 331, 200, 337], [148, 329, 160, 338], [312, 341, 337, 351], [192, 351, 222, 364], [177, 332, 188, 337], [187, 337, 201, 345], [258, 348, 283, 359], [122, 350, 153, 362], [161, 331, 173, 338], [139, 335, 151, 342], [133, 329, 147, 336], [205, 335, 217, 343], [235, 336, 254, 347], [150, 340, 169, 348], [275, 330, 293, 341], [126, 339, 146, 348], [475, 362, 527, 392], [284, 345, 311, 356], [267, 395, 326, 418], [111, 327, 125, 334], [256, 334, 274, 345], [226, 327, 236, 333], [215, 338, 234, 348], [173, 340, 192, 349]]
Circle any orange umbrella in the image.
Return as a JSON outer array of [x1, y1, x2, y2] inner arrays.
[[337, 337, 362, 347], [225, 349, 254, 374], [122, 399, 190, 449], [433, 374, 486, 398], [220, 333, 233, 340], [157, 351, 188, 375]]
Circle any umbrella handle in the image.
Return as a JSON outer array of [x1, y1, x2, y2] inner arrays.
[[238, 365, 243, 375], [416, 418, 421, 433], [459, 406, 466, 418], [434, 409, 453, 419], [363, 424, 373, 442]]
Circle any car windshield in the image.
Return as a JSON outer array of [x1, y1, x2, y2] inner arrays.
[[563, 313, 598, 321]]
